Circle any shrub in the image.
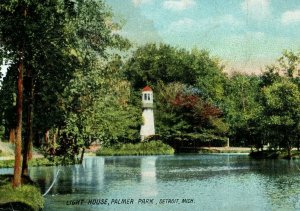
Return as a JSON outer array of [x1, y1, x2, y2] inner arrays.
[[96, 141, 174, 156]]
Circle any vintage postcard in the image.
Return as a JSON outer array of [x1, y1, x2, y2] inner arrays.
[[0, 0, 300, 210]]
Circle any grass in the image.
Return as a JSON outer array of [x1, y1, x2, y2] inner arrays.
[[0, 175, 44, 211], [0, 157, 80, 168], [96, 141, 174, 156]]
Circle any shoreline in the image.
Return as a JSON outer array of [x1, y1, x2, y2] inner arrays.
[[198, 147, 251, 154], [0, 147, 252, 161]]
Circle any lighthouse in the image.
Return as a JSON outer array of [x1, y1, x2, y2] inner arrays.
[[140, 86, 155, 141]]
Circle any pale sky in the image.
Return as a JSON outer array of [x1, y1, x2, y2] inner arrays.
[[106, 0, 300, 74]]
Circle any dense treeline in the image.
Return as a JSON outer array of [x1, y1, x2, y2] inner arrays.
[[225, 51, 300, 157], [0, 0, 300, 189], [123, 44, 300, 158]]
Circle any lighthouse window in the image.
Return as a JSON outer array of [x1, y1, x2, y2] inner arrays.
[[148, 94, 150, 100], [144, 93, 147, 100]]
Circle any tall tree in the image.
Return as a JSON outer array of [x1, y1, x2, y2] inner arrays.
[[261, 80, 300, 158], [0, 0, 128, 186], [224, 73, 263, 147], [0, 0, 29, 188]]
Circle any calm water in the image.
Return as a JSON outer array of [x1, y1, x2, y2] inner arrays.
[[2, 154, 300, 211]]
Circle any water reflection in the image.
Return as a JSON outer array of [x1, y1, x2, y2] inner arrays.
[[141, 156, 157, 196], [155, 154, 250, 181], [247, 158, 300, 210]]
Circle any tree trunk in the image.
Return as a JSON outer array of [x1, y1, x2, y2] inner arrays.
[[51, 128, 58, 155], [45, 130, 49, 145], [13, 50, 24, 188], [22, 68, 33, 176], [9, 128, 16, 144], [287, 146, 291, 160], [297, 136, 300, 151], [80, 147, 85, 164], [35, 130, 42, 147], [28, 141, 33, 160], [52, 130, 57, 146], [287, 138, 292, 160]]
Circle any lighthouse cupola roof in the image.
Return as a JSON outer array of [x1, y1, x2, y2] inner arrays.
[[142, 86, 153, 92]]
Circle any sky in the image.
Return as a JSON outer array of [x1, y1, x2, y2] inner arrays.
[[106, 0, 300, 74]]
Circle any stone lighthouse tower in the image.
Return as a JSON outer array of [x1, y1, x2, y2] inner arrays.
[[140, 86, 155, 141]]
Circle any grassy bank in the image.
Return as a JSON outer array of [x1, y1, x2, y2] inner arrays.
[[0, 175, 44, 211], [96, 141, 174, 156], [250, 150, 300, 159], [0, 157, 80, 168]]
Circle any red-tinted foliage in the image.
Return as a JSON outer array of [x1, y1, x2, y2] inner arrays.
[[201, 103, 222, 119], [171, 93, 198, 109], [170, 93, 222, 120]]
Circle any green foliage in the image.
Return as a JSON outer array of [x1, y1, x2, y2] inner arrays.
[[125, 43, 196, 88], [154, 82, 190, 135], [223, 51, 300, 149], [277, 50, 300, 78], [261, 66, 282, 86], [59, 57, 141, 154], [223, 73, 263, 146], [263, 80, 300, 114], [124, 43, 227, 101], [261, 80, 300, 151], [261, 49, 300, 86], [123, 43, 228, 145], [0, 66, 17, 136], [0, 0, 133, 162], [32, 0, 130, 134], [96, 141, 174, 156], [0, 175, 44, 211], [40, 1, 133, 157], [210, 118, 229, 135]]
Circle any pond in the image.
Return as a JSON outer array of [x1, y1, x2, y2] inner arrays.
[[2, 154, 300, 211]]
